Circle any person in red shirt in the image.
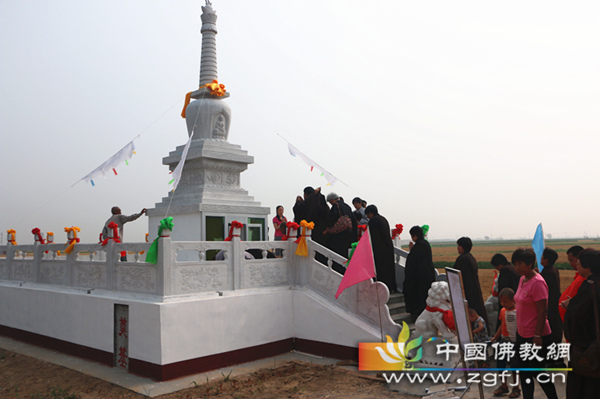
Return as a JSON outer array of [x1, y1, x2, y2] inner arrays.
[[559, 246, 585, 321]]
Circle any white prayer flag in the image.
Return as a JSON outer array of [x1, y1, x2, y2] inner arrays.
[[287, 143, 338, 186], [78, 140, 135, 186], [170, 132, 194, 191]]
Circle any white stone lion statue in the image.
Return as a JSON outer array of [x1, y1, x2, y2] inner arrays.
[[414, 281, 455, 341]]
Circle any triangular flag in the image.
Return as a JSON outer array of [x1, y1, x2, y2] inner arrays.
[[532, 223, 545, 271], [335, 227, 376, 299], [170, 132, 194, 191]]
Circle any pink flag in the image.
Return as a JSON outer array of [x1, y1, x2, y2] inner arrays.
[[335, 227, 376, 299]]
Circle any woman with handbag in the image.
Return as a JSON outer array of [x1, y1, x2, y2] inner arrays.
[[323, 193, 357, 274], [564, 248, 600, 399]]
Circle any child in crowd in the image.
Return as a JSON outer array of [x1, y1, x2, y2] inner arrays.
[[470, 308, 490, 343], [492, 288, 520, 398], [469, 308, 491, 368]]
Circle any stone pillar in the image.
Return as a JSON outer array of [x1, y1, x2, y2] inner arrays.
[[156, 235, 172, 296], [232, 231, 242, 290]]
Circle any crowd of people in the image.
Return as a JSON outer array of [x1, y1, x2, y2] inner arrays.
[[485, 246, 600, 399], [271, 187, 398, 291], [406, 241, 599, 399], [273, 196, 599, 398]]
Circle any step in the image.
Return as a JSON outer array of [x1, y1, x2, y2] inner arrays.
[[387, 292, 404, 305], [387, 301, 406, 316], [392, 312, 414, 328]]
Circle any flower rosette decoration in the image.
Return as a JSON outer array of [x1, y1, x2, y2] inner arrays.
[[202, 79, 227, 97], [101, 222, 127, 258], [6, 229, 17, 245], [46, 232, 56, 255], [31, 228, 45, 244], [224, 220, 243, 241], [357, 224, 367, 240], [295, 220, 314, 257], [421, 224, 429, 239], [181, 80, 227, 118], [391, 224, 403, 240], [64, 226, 81, 255], [139, 233, 149, 255], [145, 217, 174, 264], [282, 221, 300, 241], [344, 242, 359, 266]]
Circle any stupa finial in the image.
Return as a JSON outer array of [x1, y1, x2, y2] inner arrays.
[[199, 0, 219, 86]]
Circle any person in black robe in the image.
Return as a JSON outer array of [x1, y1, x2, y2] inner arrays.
[[454, 236, 489, 333], [364, 205, 397, 294], [490, 253, 521, 331], [403, 225, 436, 321], [540, 248, 563, 346], [564, 248, 600, 399], [492, 254, 521, 294], [292, 186, 329, 245]]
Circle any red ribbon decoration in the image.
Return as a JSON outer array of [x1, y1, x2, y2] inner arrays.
[[101, 222, 126, 257], [282, 221, 300, 241], [224, 220, 244, 241], [101, 222, 121, 245], [425, 306, 455, 330], [357, 224, 367, 240], [391, 223, 404, 239], [31, 228, 46, 244], [491, 270, 499, 297]]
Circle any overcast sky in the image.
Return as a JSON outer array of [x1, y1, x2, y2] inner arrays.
[[1, 0, 599, 244]]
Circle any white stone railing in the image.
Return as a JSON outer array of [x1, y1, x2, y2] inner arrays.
[[0, 238, 294, 297], [0, 241, 154, 293], [295, 239, 401, 338]]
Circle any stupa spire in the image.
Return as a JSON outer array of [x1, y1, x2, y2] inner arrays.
[[199, 1, 219, 86]]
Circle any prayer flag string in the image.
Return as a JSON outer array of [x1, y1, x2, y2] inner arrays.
[[286, 141, 340, 186]]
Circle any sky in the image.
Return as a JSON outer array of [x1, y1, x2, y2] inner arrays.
[[1, 0, 599, 245]]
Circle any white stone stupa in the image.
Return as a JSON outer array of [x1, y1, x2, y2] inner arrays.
[[148, 1, 269, 243]]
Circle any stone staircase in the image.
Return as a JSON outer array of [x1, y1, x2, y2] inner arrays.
[[387, 292, 414, 328]]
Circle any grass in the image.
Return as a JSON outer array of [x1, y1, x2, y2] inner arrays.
[[221, 370, 233, 382], [30, 386, 77, 399]]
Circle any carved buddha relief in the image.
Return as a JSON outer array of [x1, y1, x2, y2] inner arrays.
[[212, 114, 227, 139]]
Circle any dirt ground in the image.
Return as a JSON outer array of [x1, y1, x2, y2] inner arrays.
[[0, 351, 405, 399]]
